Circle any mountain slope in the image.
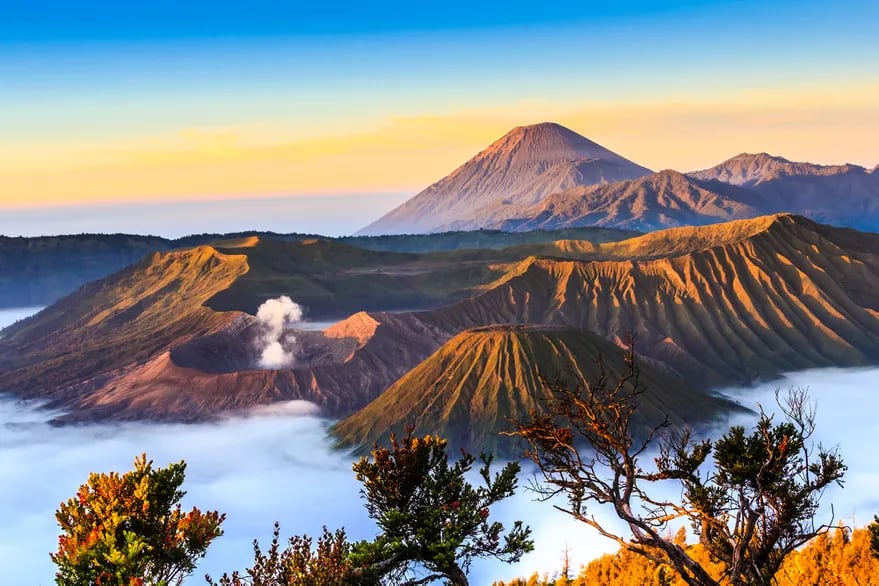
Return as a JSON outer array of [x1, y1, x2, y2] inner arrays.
[[424, 214, 879, 387], [0, 246, 249, 398], [357, 122, 651, 235], [689, 153, 879, 231], [497, 170, 766, 232], [333, 325, 738, 456]]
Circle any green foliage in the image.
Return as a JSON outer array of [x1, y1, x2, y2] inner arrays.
[[352, 430, 534, 585], [206, 522, 373, 586], [870, 516, 879, 559], [212, 431, 532, 586], [52, 454, 225, 586], [654, 389, 846, 584]]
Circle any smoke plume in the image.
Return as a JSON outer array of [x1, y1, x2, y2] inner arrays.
[[255, 296, 303, 369]]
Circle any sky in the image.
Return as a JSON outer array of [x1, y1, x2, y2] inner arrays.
[[1, 0, 878, 221]]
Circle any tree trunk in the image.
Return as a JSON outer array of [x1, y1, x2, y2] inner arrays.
[[445, 564, 469, 586]]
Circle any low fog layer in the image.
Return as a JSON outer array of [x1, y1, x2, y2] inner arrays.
[[2, 311, 878, 583], [2, 369, 878, 583], [0, 398, 609, 584]]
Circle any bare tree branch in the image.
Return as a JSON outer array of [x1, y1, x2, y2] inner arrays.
[[507, 340, 846, 586]]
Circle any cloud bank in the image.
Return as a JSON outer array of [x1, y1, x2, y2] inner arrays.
[[2, 367, 879, 584]]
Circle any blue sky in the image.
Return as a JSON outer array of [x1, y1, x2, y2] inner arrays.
[[1, 0, 877, 224], [3, 1, 818, 41]]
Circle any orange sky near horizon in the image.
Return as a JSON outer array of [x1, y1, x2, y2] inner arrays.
[[2, 83, 877, 208]]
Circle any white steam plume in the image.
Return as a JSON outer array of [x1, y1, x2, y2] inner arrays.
[[255, 296, 303, 369]]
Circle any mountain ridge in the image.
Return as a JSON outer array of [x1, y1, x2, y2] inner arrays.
[[496, 169, 766, 233], [0, 226, 639, 309], [689, 152, 871, 187], [423, 214, 879, 387], [4, 215, 879, 430], [357, 127, 879, 234]]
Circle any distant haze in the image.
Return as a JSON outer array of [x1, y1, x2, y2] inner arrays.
[[0, 193, 409, 238]]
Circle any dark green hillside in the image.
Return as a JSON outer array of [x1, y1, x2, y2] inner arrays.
[[338, 225, 639, 253]]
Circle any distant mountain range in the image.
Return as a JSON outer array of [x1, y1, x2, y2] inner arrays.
[[358, 123, 878, 234], [4, 214, 879, 454], [0, 226, 637, 309]]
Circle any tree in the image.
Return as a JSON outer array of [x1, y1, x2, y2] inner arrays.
[[507, 347, 846, 586], [209, 431, 532, 585], [53, 453, 225, 586], [207, 522, 373, 585], [351, 431, 534, 585], [870, 516, 879, 559]]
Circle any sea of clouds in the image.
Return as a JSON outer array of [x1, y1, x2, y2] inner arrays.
[[2, 307, 878, 583]]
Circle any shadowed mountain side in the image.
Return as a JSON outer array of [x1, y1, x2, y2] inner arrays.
[[0, 234, 173, 308], [689, 153, 879, 231], [341, 225, 640, 253], [203, 238, 517, 316], [358, 122, 651, 235], [420, 215, 879, 387], [497, 170, 766, 233], [333, 325, 739, 457]]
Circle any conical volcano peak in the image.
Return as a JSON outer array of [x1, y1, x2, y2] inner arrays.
[[480, 122, 634, 166], [333, 325, 738, 456], [357, 122, 651, 235]]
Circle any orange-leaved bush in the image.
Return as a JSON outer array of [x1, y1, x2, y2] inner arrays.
[[52, 453, 225, 586]]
